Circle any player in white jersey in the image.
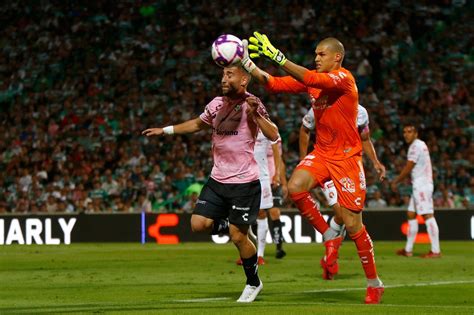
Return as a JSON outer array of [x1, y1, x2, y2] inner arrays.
[[300, 104, 386, 265], [391, 124, 441, 258], [266, 137, 288, 259], [237, 130, 283, 265], [143, 65, 279, 302]]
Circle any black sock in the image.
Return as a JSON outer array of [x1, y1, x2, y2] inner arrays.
[[272, 219, 283, 251], [210, 219, 229, 235], [241, 254, 260, 286]]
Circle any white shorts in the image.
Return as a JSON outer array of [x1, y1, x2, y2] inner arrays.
[[260, 177, 273, 210], [408, 185, 434, 215], [322, 180, 338, 207]]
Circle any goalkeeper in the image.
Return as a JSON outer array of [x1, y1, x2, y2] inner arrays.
[[240, 32, 384, 304]]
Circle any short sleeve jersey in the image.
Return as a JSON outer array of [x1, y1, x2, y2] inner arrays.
[[199, 93, 270, 184], [407, 139, 433, 187]]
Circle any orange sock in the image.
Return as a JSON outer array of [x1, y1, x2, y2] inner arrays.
[[290, 191, 328, 234], [350, 226, 378, 279]]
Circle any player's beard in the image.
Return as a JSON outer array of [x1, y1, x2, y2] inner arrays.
[[222, 84, 239, 99]]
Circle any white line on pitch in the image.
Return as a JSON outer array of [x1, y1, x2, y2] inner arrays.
[[177, 297, 231, 303], [302, 279, 474, 293], [174, 280, 474, 303]]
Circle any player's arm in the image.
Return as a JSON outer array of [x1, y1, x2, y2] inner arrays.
[[247, 96, 278, 142], [299, 124, 311, 160], [241, 39, 306, 93], [391, 161, 415, 190], [279, 155, 288, 199], [248, 32, 347, 90], [360, 129, 386, 181], [142, 117, 209, 137], [271, 142, 281, 186]]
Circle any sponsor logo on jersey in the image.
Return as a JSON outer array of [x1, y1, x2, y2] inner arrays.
[[328, 73, 342, 85], [311, 95, 330, 110], [212, 128, 238, 136], [339, 177, 355, 193]]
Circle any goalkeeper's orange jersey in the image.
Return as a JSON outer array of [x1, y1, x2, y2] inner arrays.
[[266, 67, 361, 160]]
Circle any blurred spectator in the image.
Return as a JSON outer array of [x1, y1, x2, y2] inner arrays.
[[0, 1, 470, 213], [367, 190, 388, 209]]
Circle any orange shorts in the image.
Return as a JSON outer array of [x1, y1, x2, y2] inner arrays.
[[296, 151, 366, 211]]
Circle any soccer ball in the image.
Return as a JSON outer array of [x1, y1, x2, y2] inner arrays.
[[211, 34, 244, 67]]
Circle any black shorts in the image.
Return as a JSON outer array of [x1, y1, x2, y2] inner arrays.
[[272, 185, 284, 207], [193, 177, 261, 226]]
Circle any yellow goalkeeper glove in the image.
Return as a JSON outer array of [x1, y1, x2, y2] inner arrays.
[[248, 31, 287, 66]]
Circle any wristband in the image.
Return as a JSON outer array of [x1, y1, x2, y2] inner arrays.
[[270, 136, 281, 145], [241, 56, 257, 73], [163, 126, 174, 135]]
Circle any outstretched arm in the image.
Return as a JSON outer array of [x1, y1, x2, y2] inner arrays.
[[241, 39, 271, 85], [281, 59, 312, 83], [242, 39, 307, 93], [248, 32, 347, 90], [142, 117, 209, 137], [248, 31, 308, 81]]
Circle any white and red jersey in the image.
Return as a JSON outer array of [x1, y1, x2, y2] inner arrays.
[[199, 93, 269, 184], [303, 104, 369, 132], [254, 130, 271, 181], [407, 139, 433, 188]]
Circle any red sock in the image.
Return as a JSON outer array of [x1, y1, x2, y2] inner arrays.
[[290, 191, 328, 234], [350, 226, 378, 279]]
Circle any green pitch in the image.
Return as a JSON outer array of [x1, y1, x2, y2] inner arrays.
[[1, 241, 473, 314]]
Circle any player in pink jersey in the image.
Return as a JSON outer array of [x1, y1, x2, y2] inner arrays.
[[143, 65, 279, 303], [236, 132, 287, 266]]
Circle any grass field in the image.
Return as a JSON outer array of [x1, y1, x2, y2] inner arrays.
[[1, 241, 473, 314]]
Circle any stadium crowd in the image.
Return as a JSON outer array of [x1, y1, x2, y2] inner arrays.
[[0, 0, 472, 213]]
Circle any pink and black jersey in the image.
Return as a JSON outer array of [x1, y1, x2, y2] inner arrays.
[[199, 93, 270, 184]]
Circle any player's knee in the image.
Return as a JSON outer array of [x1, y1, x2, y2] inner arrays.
[[269, 208, 280, 219], [230, 230, 247, 247], [345, 221, 363, 235], [287, 179, 302, 195], [423, 213, 434, 220], [407, 211, 416, 220], [190, 216, 211, 233]]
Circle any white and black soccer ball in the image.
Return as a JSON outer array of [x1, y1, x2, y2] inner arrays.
[[211, 34, 244, 67]]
